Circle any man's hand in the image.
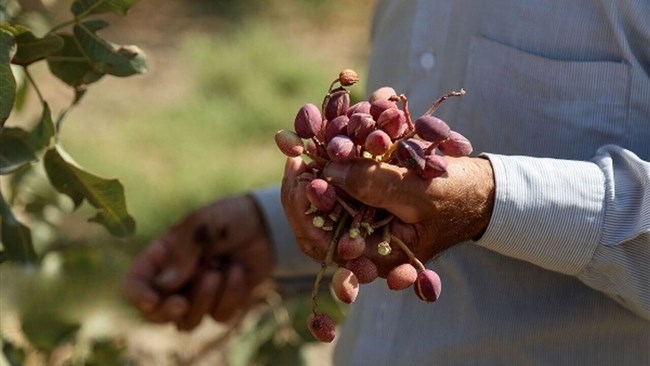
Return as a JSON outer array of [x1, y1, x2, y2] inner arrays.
[[281, 156, 495, 276], [122, 195, 274, 330]]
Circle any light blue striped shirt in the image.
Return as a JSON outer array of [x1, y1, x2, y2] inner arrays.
[[253, 0, 650, 364]]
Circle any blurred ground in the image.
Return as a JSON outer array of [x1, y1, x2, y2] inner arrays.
[[1, 0, 375, 365]]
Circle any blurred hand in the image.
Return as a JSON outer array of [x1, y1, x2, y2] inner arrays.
[[122, 195, 274, 331], [280, 156, 494, 276]]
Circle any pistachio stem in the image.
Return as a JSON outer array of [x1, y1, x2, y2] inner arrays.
[[372, 214, 395, 229], [390, 234, 426, 272], [335, 197, 358, 217], [424, 88, 466, 116], [311, 214, 349, 313]]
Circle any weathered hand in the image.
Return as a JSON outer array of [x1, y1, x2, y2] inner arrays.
[[280, 156, 494, 276], [122, 195, 274, 330]]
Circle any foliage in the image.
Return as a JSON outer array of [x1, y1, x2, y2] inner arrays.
[[1, 0, 145, 364], [1, 0, 372, 364], [0, 0, 144, 265]]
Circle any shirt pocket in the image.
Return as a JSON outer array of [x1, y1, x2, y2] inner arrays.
[[456, 36, 631, 160]]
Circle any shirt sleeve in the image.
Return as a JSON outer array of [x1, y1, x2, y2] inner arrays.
[[249, 186, 320, 279], [475, 145, 650, 319]]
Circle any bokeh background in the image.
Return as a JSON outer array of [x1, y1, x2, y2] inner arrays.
[[1, 0, 375, 364]]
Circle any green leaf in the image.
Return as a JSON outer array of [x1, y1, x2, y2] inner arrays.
[[254, 341, 307, 366], [46, 33, 104, 87], [2, 337, 27, 366], [73, 20, 147, 77], [43, 147, 136, 238], [0, 26, 16, 126], [0, 127, 36, 175], [10, 25, 64, 65], [0, 188, 37, 264], [227, 311, 279, 366], [20, 315, 80, 352], [71, 0, 139, 17], [27, 102, 55, 151], [0, 104, 54, 175]]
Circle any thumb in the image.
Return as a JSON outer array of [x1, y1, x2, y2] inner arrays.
[[323, 159, 430, 223]]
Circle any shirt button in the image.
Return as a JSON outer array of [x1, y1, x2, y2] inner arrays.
[[420, 52, 436, 70]]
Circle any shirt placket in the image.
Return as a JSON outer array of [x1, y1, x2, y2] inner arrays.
[[406, 0, 453, 114]]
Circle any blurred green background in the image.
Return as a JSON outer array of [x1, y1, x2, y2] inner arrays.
[[1, 0, 374, 364]]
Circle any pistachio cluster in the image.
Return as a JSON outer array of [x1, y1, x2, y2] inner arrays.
[[275, 69, 471, 342]]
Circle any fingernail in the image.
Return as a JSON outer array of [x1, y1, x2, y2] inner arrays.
[[323, 162, 350, 185]]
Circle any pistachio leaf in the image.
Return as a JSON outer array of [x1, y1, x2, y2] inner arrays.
[[0, 188, 37, 265], [43, 147, 135, 238], [27, 102, 55, 151], [71, 0, 139, 17], [0, 26, 16, 126], [46, 33, 104, 87], [73, 20, 147, 77], [0, 128, 36, 175], [10, 25, 64, 65]]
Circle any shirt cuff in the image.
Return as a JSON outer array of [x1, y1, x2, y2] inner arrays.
[[475, 154, 605, 276], [249, 186, 320, 279]]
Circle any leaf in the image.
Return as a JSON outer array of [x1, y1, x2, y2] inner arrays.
[[43, 147, 136, 238], [0, 104, 54, 175], [73, 20, 147, 77], [253, 341, 307, 366], [46, 33, 104, 87], [2, 337, 27, 366], [227, 311, 279, 366], [10, 24, 64, 65], [71, 0, 139, 17], [0, 26, 16, 126], [0, 188, 37, 264], [27, 102, 55, 151], [0, 127, 36, 175], [20, 315, 80, 352]]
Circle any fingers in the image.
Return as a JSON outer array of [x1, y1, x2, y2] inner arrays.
[[143, 294, 190, 324], [123, 192, 276, 331], [210, 264, 248, 323], [323, 159, 434, 223], [281, 157, 333, 261], [176, 270, 223, 331], [122, 240, 169, 312]]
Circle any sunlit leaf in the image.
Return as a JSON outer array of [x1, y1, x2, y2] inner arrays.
[[73, 20, 147, 77], [0, 127, 36, 175], [71, 0, 139, 17], [0, 26, 16, 126], [43, 147, 135, 238], [0, 188, 37, 264], [10, 24, 64, 65], [12, 66, 27, 111]]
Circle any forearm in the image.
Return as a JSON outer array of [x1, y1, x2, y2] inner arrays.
[[476, 145, 650, 319]]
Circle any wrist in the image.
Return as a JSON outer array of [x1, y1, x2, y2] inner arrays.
[[436, 156, 495, 244], [469, 157, 495, 240]]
